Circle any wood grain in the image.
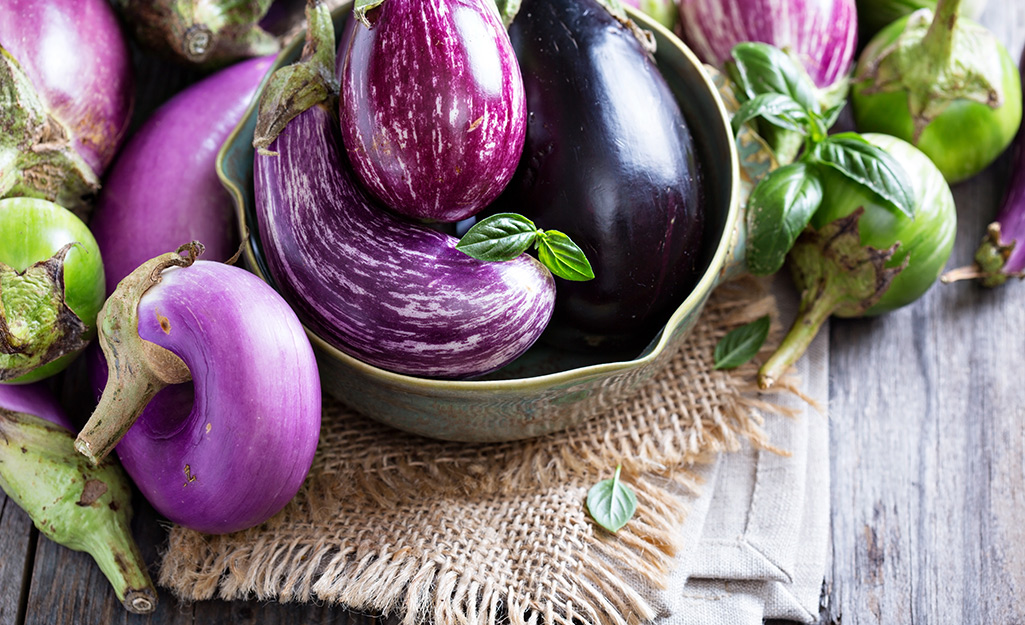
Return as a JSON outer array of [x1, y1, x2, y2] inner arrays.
[[822, 5, 1025, 624], [0, 497, 33, 625]]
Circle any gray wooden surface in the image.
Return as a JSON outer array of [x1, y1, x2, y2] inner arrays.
[[2, 2, 1025, 624], [822, 3, 1025, 623]]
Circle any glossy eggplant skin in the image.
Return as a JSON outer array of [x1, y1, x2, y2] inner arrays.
[[498, 0, 705, 353], [337, 0, 526, 222]]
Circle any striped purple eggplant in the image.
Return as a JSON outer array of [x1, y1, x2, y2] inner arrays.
[[677, 0, 858, 88], [76, 251, 321, 534], [336, 0, 526, 222], [90, 55, 274, 294], [252, 1, 555, 379]]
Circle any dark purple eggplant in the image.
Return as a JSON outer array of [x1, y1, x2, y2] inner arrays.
[[495, 0, 705, 353], [252, 1, 555, 379], [336, 0, 526, 222]]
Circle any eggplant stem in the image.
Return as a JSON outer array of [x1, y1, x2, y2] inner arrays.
[[758, 284, 842, 390], [922, 0, 960, 62], [75, 244, 201, 465], [82, 527, 158, 614]]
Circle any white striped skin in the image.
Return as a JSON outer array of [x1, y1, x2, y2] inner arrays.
[[254, 104, 555, 379], [677, 0, 857, 88], [337, 0, 526, 222]]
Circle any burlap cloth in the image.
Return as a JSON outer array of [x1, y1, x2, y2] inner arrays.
[[156, 274, 820, 625]]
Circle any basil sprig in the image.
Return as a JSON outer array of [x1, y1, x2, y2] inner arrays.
[[727, 42, 916, 276], [456, 213, 595, 281]]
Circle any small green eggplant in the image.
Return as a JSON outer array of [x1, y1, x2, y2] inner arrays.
[[0, 396, 157, 613], [851, 0, 1022, 184], [759, 133, 956, 388], [0, 198, 105, 383]]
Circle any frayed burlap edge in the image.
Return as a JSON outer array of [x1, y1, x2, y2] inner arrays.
[[157, 276, 808, 625]]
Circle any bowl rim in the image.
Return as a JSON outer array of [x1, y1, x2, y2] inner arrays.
[[217, 3, 741, 393]]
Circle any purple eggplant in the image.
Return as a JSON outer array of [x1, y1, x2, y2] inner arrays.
[[89, 55, 274, 294], [677, 0, 858, 90], [76, 247, 321, 534], [0, 382, 72, 430], [494, 0, 704, 354], [0, 0, 134, 213], [251, 1, 555, 379], [336, 0, 526, 222]]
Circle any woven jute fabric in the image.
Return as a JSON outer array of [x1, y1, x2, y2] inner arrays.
[[158, 276, 801, 625]]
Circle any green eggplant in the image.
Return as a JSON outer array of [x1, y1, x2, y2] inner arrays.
[[0, 399, 156, 613], [0, 197, 105, 383], [855, 0, 987, 41], [851, 0, 1021, 184], [759, 133, 956, 388]]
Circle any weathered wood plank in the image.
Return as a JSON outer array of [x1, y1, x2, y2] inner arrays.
[[823, 4, 1025, 623], [0, 496, 33, 625]]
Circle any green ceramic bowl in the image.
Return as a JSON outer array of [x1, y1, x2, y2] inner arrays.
[[218, 3, 741, 443]]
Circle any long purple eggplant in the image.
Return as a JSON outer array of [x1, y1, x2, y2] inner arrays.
[[495, 0, 704, 354], [89, 55, 273, 294], [76, 247, 321, 534], [336, 0, 526, 222], [677, 0, 858, 89], [0, 0, 134, 213], [252, 1, 555, 379]]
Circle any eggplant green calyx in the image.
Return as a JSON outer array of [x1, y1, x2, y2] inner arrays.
[[75, 243, 201, 466], [741, 130, 915, 276], [0, 408, 157, 613], [253, 0, 338, 154], [114, 0, 278, 68], [758, 208, 907, 389], [0, 243, 89, 382], [853, 3, 1005, 141], [0, 47, 100, 219], [456, 213, 595, 281], [940, 222, 1024, 287]]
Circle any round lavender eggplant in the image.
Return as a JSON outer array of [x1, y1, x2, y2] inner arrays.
[[252, 1, 555, 379], [336, 0, 526, 222], [496, 0, 705, 353], [76, 248, 321, 534], [0, 0, 134, 214], [89, 55, 274, 294]]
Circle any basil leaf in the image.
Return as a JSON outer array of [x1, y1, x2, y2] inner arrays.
[[727, 42, 820, 115], [456, 213, 538, 262], [586, 465, 637, 533], [745, 162, 824, 276], [731, 93, 812, 137], [536, 230, 595, 281], [714, 315, 771, 370], [809, 134, 916, 220]]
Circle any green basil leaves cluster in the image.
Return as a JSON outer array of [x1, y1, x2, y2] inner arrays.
[[728, 43, 916, 276], [456, 213, 595, 281]]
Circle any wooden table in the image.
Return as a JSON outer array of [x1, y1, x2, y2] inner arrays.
[[2, 3, 1025, 624]]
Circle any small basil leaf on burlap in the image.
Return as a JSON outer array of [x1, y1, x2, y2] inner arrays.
[[731, 93, 812, 137], [745, 162, 824, 276], [808, 133, 916, 220], [587, 465, 637, 533], [714, 314, 771, 370], [456, 213, 539, 261], [537, 230, 595, 281], [727, 42, 820, 115]]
